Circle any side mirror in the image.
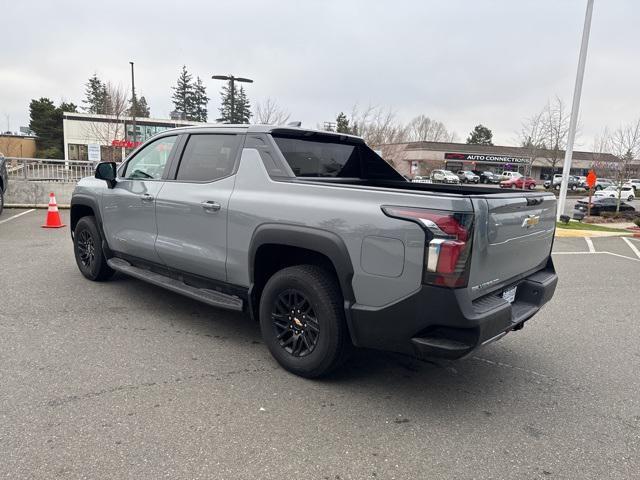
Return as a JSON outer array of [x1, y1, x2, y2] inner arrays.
[[95, 162, 117, 188]]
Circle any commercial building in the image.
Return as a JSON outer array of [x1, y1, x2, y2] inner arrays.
[[63, 112, 206, 162], [0, 133, 37, 158], [379, 141, 626, 180]]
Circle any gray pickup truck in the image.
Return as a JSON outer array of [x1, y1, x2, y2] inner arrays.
[[71, 125, 558, 377]]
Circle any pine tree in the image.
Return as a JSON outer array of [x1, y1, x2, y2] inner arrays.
[[466, 124, 494, 145], [218, 81, 251, 124], [82, 74, 108, 114], [235, 86, 251, 124], [192, 76, 209, 122], [217, 80, 233, 123], [171, 65, 195, 120], [336, 112, 351, 133], [29, 98, 77, 158], [128, 95, 151, 118]]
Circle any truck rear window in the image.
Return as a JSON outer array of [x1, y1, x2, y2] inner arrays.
[[272, 132, 402, 180]]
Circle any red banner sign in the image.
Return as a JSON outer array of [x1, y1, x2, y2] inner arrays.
[[111, 139, 142, 149]]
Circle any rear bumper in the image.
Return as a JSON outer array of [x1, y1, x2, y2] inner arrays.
[[348, 259, 558, 360]]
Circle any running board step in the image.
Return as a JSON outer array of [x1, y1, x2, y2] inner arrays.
[[107, 258, 243, 312]]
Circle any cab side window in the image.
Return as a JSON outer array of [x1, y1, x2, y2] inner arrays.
[[175, 134, 241, 182], [123, 136, 177, 180]]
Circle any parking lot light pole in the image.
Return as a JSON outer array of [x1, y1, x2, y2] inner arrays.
[[130, 61, 137, 145], [557, 0, 594, 221], [212, 75, 253, 123]]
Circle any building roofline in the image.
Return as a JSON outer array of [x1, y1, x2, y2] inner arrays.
[[379, 140, 622, 162]]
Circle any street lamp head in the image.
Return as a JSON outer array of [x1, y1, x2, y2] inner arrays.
[[212, 75, 253, 83]]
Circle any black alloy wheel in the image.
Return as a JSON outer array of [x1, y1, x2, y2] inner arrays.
[[77, 230, 96, 269], [271, 289, 320, 357], [73, 216, 114, 281], [259, 265, 350, 378]]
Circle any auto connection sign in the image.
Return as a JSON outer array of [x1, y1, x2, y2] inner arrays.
[[445, 153, 531, 164]]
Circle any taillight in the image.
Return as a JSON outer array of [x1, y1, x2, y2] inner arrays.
[[382, 206, 474, 288]]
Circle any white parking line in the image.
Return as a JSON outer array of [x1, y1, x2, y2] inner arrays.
[[585, 237, 595, 253], [622, 237, 640, 259], [0, 209, 35, 225], [553, 250, 640, 262]]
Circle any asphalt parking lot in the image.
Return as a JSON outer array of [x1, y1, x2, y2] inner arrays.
[[1, 208, 639, 479]]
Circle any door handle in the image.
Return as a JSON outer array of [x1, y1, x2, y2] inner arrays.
[[201, 201, 221, 212], [140, 193, 154, 202]]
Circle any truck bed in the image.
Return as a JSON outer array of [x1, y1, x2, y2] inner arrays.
[[293, 177, 547, 197]]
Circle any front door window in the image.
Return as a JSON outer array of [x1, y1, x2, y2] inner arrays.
[[123, 136, 177, 180]]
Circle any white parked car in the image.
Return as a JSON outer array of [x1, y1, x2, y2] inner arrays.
[[594, 185, 635, 201], [430, 169, 460, 184], [412, 175, 431, 184], [500, 171, 524, 181], [624, 179, 640, 191]]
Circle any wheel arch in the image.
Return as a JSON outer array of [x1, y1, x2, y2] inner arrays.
[[248, 224, 356, 340], [70, 195, 112, 257]]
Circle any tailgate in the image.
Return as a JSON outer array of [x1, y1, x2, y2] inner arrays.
[[467, 193, 556, 300]]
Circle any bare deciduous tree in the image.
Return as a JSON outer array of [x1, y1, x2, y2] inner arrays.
[[83, 83, 129, 162], [541, 96, 572, 174], [518, 109, 546, 179], [346, 105, 455, 148], [607, 119, 640, 212], [406, 115, 456, 143], [519, 97, 576, 179], [254, 98, 291, 125]]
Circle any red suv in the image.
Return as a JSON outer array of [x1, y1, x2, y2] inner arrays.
[[500, 176, 537, 190]]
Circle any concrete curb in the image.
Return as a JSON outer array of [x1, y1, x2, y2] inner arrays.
[[5, 203, 70, 209], [555, 228, 631, 238]]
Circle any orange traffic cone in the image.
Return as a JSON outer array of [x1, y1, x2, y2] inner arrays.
[[42, 192, 66, 228]]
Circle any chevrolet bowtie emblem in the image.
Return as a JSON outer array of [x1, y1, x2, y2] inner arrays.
[[522, 214, 540, 228]]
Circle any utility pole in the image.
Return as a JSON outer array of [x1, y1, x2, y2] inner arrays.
[[557, 0, 594, 220], [129, 61, 137, 145], [212, 74, 253, 123]]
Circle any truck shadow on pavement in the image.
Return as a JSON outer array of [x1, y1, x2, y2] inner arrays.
[[109, 273, 553, 406]]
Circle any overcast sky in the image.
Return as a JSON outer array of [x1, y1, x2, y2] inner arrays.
[[2, 0, 638, 146]]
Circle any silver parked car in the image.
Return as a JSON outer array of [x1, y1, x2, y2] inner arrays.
[[457, 170, 480, 184], [430, 169, 460, 184]]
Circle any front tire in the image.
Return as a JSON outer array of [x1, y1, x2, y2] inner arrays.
[[73, 216, 114, 281], [0, 188, 4, 216], [259, 265, 350, 378]]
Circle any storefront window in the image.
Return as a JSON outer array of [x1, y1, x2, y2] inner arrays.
[[68, 144, 79, 160], [68, 144, 89, 160], [78, 145, 88, 161], [100, 145, 123, 162], [126, 124, 173, 143]]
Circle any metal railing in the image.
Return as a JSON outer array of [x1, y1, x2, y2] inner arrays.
[[5, 157, 97, 183]]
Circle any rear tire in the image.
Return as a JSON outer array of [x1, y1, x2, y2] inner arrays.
[[73, 216, 114, 281], [259, 265, 350, 378], [0, 188, 4, 216]]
